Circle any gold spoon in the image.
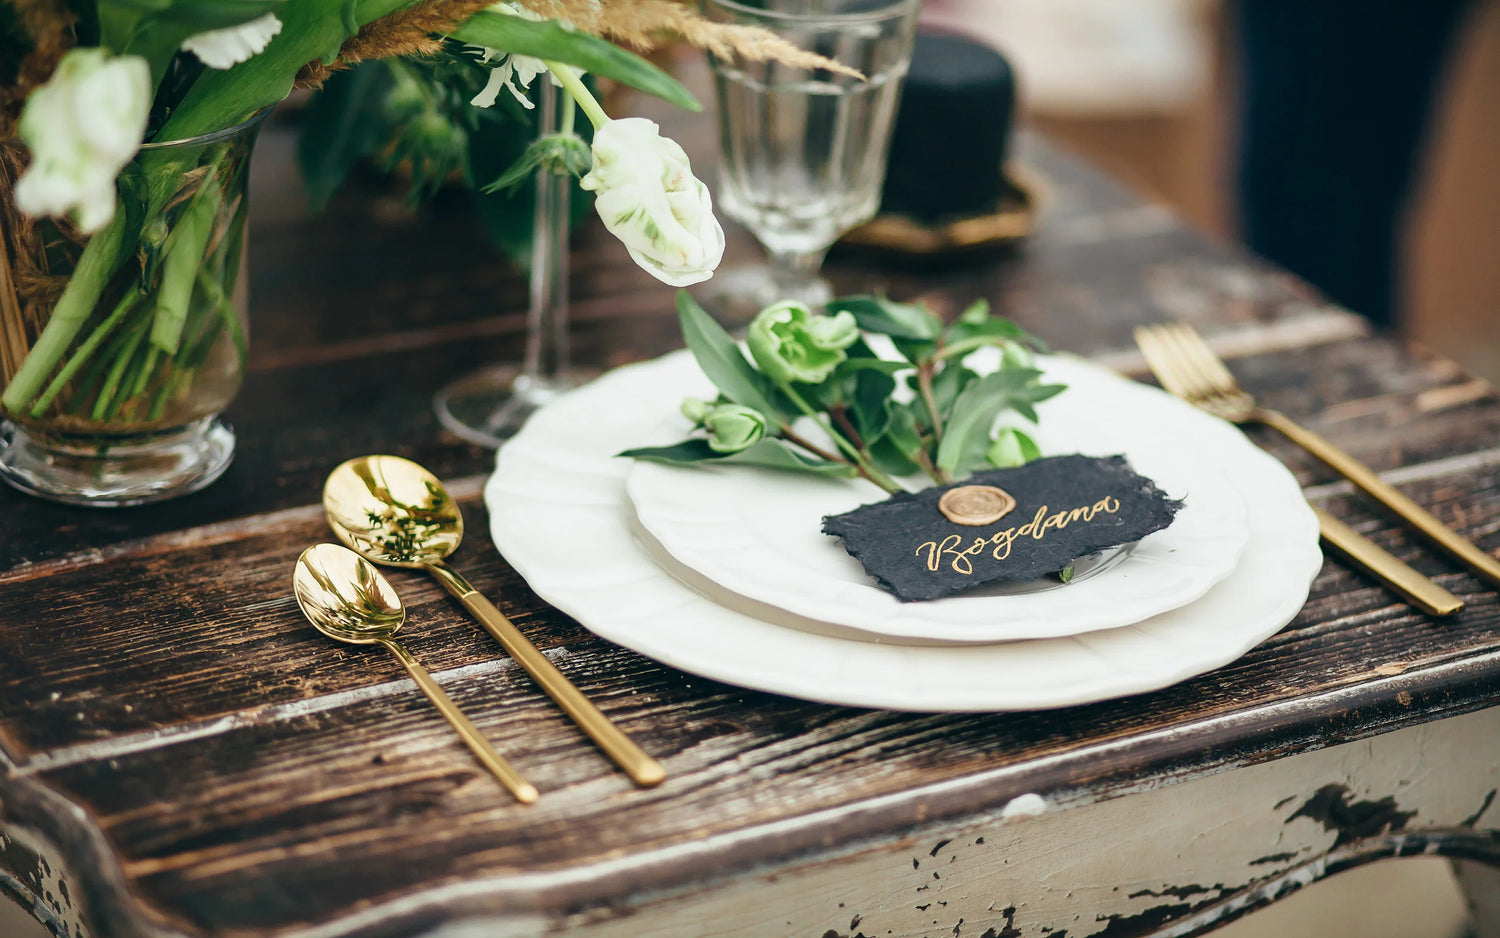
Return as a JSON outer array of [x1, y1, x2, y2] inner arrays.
[[292, 543, 539, 804], [322, 455, 666, 788]]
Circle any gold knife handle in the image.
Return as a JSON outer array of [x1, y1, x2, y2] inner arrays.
[[426, 561, 666, 788], [381, 639, 540, 803], [1261, 408, 1500, 589], [1315, 509, 1464, 616]]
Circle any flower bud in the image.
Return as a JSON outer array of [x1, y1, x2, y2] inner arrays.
[[680, 397, 713, 425], [703, 404, 767, 453], [14, 49, 151, 233], [747, 301, 859, 386], [581, 118, 725, 287]]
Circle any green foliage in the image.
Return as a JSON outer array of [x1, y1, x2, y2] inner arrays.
[[484, 132, 592, 192], [622, 292, 1067, 494], [295, 52, 594, 267]]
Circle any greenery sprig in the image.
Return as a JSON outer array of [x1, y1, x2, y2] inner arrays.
[[622, 292, 1067, 494]]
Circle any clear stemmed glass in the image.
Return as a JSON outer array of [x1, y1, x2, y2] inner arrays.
[[702, 0, 920, 312], [433, 80, 581, 447]]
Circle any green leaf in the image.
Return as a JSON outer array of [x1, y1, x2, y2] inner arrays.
[[941, 303, 1050, 358], [928, 363, 977, 419], [935, 369, 1044, 473], [620, 438, 853, 476], [826, 295, 942, 343], [297, 62, 389, 212], [134, 0, 285, 31], [868, 434, 920, 479], [676, 291, 787, 423], [831, 356, 909, 379], [866, 405, 923, 477], [1009, 382, 1068, 423], [450, 12, 700, 112], [849, 368, 895, 442]]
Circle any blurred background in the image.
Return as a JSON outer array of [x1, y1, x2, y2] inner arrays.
[[924, 0, 1500, 383]]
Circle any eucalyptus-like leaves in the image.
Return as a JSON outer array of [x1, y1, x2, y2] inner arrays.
[[621, 292, 1067, 493]]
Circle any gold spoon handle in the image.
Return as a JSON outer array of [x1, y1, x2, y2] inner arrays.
[[380, 638, 539, 804], [427, 562, 667, 788]]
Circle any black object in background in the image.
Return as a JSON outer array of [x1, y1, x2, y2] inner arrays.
[[880, 32, 1016, 222], [1235, 0, 1473, 330]]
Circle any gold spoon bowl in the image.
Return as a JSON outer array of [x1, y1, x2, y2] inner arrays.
[[323, 455, 666, 788], [292, 543, 538, 803]]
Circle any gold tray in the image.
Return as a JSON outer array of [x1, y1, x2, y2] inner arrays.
[[841, 164, 1044, 255]]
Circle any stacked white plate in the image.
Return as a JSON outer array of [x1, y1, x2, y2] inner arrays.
[[486, 350, 1323, 711]]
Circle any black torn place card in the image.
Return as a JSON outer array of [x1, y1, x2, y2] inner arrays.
[[821, 454, 1182, 602]]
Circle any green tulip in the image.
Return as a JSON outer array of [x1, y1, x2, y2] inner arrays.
[[680, 397, 713, 425], [746, 301, 859, 386], [703, 404, 767, 453]]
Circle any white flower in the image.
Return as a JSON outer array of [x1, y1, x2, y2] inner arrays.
[[14, 49, 152, 233], [469, 46, 548, 109], [181, 13, 284, 69], [581, 118, 725, 287], [467, 3, 555, 109]]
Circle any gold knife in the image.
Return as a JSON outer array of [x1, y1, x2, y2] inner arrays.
[[1315, 509, 1464, 616]]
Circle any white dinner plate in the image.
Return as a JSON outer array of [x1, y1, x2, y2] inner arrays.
[[625, 355, 1250, 644], [487, 350, 1322, 712]]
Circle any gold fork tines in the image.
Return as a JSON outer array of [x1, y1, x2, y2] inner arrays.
[[1134, 322, 1489, 612]]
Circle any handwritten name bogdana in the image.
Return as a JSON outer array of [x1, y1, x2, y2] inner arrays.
[[916, 497, 1122, 576]]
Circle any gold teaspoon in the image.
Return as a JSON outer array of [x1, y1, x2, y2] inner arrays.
[[292, 543, 538, 804], [322, 455, 666, 788]]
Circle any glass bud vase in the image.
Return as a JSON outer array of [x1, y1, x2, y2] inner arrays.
[[0, 111, 264, 506]]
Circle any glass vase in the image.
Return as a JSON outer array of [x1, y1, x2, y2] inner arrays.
[[432, 80, 584, 447], [0, 111, 264, 506]]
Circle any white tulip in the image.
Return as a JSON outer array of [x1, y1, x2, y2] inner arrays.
[[181, 13, 284, 69], [14, 49, 152, 233], [581, 118, 725, 287]]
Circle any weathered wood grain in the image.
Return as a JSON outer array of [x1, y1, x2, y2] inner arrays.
[[1, 103, 1498, 938], [0, 452, 1492, 933]]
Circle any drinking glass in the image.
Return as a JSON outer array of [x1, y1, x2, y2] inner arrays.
[[433, 81, 580, 447], [703, 0, 920, 310]]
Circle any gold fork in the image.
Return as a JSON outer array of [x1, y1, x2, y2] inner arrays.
[[1136, 322, 1475, 615]]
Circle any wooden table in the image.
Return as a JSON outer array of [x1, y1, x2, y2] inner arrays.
[[2, 101, 1499, 938]]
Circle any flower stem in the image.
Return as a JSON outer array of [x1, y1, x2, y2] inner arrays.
[[828, 404, 865, 451], [560, 85, 577, 138], [28, 288, 141, 416], [780, 383, 902, 492], [779, 425, 844, 465], [917, 361, 943, 444], [545, 62, 607, 129], [3, 212, 130, 416]]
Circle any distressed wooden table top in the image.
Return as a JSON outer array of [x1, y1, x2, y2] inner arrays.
[[2, 104, 1499, 938]]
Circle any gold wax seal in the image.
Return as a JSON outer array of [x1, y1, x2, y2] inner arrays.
[[938, 485, 1017, 526]]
